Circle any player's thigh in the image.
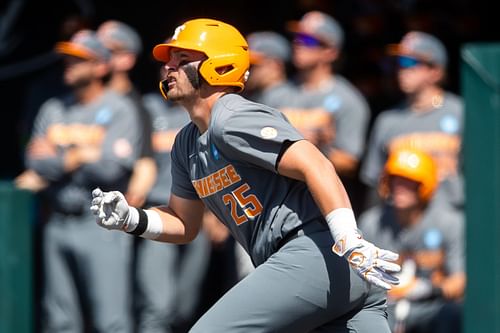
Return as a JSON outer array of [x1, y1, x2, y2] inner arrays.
[[313, 295, 390, 333], [190, 231, 368, 333]]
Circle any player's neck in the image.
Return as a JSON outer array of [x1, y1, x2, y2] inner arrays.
[[395, 205, 425, 227], [409, 85, 444, 112], [74, 80, 106, 105], [182, 91, 226, 133], [300, 64, 334, 91], [108, 72, 133, 95]]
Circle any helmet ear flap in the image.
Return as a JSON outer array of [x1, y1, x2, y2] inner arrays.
[[198, 54, 248, 91], [159, 80, 169, 100]]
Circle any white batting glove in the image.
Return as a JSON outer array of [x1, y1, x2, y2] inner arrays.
[[327, 208, 401, 290], [90, 188, 138, 231]]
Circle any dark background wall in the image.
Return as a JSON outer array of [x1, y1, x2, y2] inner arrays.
[[0, 0, 497, 179]]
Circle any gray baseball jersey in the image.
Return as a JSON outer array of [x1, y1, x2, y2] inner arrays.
[[142, 93, 190, 206], [284, 75, 370, 159], [358, 201, 464, 277], [360, 92, 463, 188], [170, 93, 326, 266], [245, 81, 299, 109], [27, 90, 142, 214]]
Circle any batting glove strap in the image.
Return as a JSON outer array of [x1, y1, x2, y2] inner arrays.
[[126, 208, 163, 240], [325, 208, 359, 256], [125, 207, 146, 235]]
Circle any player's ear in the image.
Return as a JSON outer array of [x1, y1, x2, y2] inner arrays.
[[429, 66, 445, 85], [322, 47, 339, 63], [115, 53, 137, 71]]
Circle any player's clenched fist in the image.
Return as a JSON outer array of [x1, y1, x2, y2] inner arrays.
[[90, 188, 135, 231]]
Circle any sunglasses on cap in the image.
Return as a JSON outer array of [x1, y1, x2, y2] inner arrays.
[[397, 55, 432, 69], [293, 33, 325, 48]]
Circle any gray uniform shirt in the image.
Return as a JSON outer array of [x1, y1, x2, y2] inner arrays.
[[27, 90, 142, 214], [245, 81, 299, 109], [171, 94, 325, 266], [284, 75, 370, 159], [361, 92, 463, 187], [358, 201, 464, 277]]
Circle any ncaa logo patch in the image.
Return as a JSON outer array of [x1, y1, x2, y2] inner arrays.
[[211, 143, 220, 160], [323, 94, 342, 113], [260, 127, 278, 139], [440, 115, 459, 134], [95, 107, 112, 125], [423, 228, 443, 250]]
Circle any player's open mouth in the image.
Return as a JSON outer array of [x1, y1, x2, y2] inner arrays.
[[167, 78, 176, 88]]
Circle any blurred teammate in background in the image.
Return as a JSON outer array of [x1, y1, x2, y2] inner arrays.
[[359, 148, 465, 333], [360, 31, 463, 211], [283, 11, 370, 179], [97, 20, 157, 208], [17, 29, 142, 332], [243, 31, 297, 108]]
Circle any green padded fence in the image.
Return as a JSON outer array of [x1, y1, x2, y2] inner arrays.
[[462, 43, 500, 333], [0, 181, 34, 333]]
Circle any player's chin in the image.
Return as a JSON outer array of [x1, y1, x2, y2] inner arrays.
[[167, 92, 182, 102]]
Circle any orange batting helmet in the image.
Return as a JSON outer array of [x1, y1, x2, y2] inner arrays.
[[379, 148, 438, 201], [153, 18, 250, 94]]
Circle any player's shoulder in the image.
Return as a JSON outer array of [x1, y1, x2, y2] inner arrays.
[[427, 200, 464, 228], [38, 93, 75, 115], [443, 92, 463, 113], [211, 93, 281, 132], [373, 103, 408, 127], [334, 75, 368, 103], [102, 89, 138, 113], [214, 93, 275, 113]]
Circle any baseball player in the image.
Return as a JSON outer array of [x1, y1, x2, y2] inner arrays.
[[358, 148, 465, 333], [282, 11, 371, 178], [243, 31, 298, 108], [18, 30, 142, 332], [97, 20, 157, 209], [90, 18, 400, 333], [360, 31, 463, 211]]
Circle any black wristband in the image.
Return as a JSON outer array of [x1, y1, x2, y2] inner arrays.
[[127, 208, 148, 236]]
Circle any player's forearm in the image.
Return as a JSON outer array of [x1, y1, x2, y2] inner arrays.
[[125, 202, 203, 244], [148, 206, 201, 244]]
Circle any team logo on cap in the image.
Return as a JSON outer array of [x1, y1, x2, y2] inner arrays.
[[260, 126, 278, 139]]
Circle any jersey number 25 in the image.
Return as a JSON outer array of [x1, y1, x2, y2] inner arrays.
[[222, 183, 263, 225]]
